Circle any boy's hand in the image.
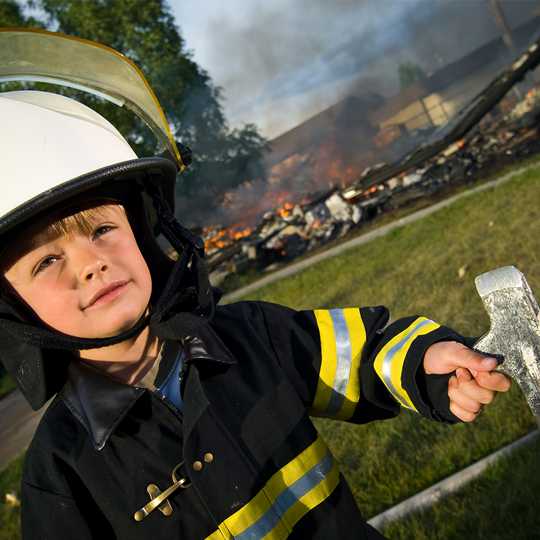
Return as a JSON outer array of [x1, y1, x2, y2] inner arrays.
[[423, 341, 512, 422]]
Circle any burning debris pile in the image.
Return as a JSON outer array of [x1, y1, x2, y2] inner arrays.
[[202, 87, 540, 283], [349, 87, 540, 214], [202, 190, 362, 278]]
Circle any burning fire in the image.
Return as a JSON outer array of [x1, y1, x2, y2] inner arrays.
[[203, 225, 253, 253], [279, 203, 294, 217], [198, 111, 372, 251], [233, 228, 252, 240]]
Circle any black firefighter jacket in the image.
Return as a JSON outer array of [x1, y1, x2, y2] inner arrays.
[[21, 301, 465, 540]]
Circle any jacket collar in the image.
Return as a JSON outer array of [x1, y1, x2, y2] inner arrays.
[[60, 324, 237, 450], [183, 323, 238, 365], [61, 362, 144, 451]]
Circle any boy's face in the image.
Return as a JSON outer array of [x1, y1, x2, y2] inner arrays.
[[2, 204, 152, 339]]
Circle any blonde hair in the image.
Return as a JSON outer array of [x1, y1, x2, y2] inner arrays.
[[48, 203, 126, 238]]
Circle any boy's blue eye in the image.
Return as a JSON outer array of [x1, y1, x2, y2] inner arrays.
[[37, 257, 57, 273], [94, 225, 114, 238]]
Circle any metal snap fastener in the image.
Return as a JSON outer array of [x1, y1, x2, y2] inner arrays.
[[193, 461, 203, 471], [204, 453, 214, 463]]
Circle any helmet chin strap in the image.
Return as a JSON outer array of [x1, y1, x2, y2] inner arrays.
[[0, 179, 218, 351]]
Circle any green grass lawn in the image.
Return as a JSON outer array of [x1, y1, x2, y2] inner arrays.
[[3, 160, 540, 539], [379, 435, 540, 539], [0, 452, 24, 540], [229, 161, 540, 536], [0, 375, 15, 400]]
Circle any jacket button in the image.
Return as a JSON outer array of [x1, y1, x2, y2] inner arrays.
[[204, 453, 214, 463], [193, 461, 203, 471]]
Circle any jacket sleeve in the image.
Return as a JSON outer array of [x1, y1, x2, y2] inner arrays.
[[257, 301, 466, 425]]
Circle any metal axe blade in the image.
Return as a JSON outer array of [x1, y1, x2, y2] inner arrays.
[[475, 266, 540, 427]]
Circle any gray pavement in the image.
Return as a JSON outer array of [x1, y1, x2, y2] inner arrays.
[[0, 389, 47, 470]]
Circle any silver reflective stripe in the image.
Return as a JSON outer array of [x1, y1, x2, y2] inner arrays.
[[324, 309, 352, 416], [381, 319, 434, 407], [234, 448, 335, 540]]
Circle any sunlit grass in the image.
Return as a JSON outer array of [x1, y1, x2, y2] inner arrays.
[[379, 436, 540, 539], [0, 452, 24, 540]]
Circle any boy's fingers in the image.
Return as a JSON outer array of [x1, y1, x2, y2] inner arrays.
[[470, 370, 512, 392], [449, 369, 494, 408], [447, 345, 498, 372], [448, 370, 491, 422], [449, 398, 483, 423], [424, 342, 498, 375]]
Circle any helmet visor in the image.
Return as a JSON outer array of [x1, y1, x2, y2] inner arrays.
[[0, 28, 184, 169]]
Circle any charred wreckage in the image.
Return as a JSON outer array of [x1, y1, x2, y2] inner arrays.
[[195, 35, 540, 284]]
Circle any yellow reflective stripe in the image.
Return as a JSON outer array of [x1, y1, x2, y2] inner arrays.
[[223, 484, 275, 537], [310, 310, 336, 414], [203, 435, 339, 540], [308, 309, 366, 420], [280, 458, 340, 533], [341, 309, 365, 420], [374, 318, 440, 411], [266, 432, 328, 497]]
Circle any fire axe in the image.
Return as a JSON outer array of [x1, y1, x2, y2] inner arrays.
[[474, 266, 540, 427]]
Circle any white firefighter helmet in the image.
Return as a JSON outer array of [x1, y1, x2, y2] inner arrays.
[[0, 89, 180, 248], [0, 91, 137, 220], [0, 28, 189, 242]]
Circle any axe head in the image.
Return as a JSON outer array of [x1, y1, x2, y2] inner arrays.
[[475, 266, 540, 427]]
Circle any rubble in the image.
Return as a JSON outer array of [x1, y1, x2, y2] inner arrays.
[[204, 85, 540, 285]]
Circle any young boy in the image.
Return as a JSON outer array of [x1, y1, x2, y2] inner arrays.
[[0, 52, 510, 540]]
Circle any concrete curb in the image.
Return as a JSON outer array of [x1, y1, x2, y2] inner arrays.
[[223, 161, 540, 303], [367, 430, 540, 530]]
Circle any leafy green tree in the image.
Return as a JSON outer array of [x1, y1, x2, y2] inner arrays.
[[0, 0, 44, 27], [2, 0, 268, 226], [398, 61, 424, 90]]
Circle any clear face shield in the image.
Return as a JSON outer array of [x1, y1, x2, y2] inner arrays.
[[0, 28, 185, 169]]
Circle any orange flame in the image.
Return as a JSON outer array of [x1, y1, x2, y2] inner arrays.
[[204, 224, 253, 252], [233, 228, 252, 240], [279, 202, 294, 217]]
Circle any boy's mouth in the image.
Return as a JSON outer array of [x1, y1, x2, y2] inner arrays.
[[86, 281, 128, 308]]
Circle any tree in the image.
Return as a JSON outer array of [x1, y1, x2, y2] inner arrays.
[[0, 0, 44, 27], [1, 0, 268, 226], [398, 61, 424, 90]]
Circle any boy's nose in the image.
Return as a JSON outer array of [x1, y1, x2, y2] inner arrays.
[[79, 257, 108, 281]]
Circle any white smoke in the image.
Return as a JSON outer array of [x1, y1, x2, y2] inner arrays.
[[171, 0, 540, 139]]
